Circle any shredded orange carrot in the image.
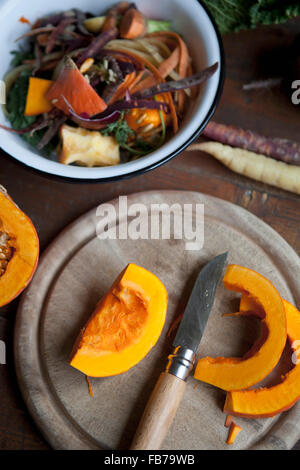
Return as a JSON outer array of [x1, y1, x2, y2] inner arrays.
[[146, 32, 190, 113], [131, 47, 180, 95], [19, 16, 31, 25], [128, 71, 144, 92], [147, 31, 190, 78], [108, 72, 136, 104], [86, 375, 94, 398], [111, 49, 178, 133], [109, 71, 146, 104]]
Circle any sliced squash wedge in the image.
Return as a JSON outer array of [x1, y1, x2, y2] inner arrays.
[[0, 187, 39, 306], [70, 263, 168, 377], [194, 265, 287, 391], [224, 297, 300, 418]]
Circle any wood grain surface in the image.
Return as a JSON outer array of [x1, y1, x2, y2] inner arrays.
[[0, 19, 300, 450], [13, 191, 300, 450]]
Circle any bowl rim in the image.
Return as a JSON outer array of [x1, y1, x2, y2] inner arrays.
[[0, 0, 225, 184]]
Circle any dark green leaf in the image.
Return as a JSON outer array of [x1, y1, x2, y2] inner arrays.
[[202, 0, 300, 34]]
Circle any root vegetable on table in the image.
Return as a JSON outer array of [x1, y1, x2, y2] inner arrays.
[[188, 141, 300, 195]]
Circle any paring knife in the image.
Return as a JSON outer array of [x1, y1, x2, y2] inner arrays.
[[130, 252, 228, 450]]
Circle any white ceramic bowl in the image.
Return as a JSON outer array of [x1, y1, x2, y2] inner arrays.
[[0, 0, 224, 181]]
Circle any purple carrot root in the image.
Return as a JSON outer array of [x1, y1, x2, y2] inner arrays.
[[203, 121, 300, 166]]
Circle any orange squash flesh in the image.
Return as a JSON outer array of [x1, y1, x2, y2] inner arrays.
[[24, 77, 53, 116], [194, 265, 287, 391], [46, 56, 107, 117], [224, 415, 233, 428], [0, 188, 39, 307], [224, 297, 300, 418], [70, 263, 168, 377], [226, 422, 242, 445]]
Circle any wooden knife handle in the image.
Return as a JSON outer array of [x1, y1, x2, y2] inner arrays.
[[130, 372, 186, 450]]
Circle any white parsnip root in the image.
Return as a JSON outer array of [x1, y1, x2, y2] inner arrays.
[[188, 142, 300, 195]]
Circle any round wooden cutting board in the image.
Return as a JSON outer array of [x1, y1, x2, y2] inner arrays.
[[14, 191, 300, 450]]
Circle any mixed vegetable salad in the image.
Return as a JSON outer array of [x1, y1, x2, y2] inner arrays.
[[1, 2, 218, 167]]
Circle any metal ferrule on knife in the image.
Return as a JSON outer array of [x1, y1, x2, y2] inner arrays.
[[165, 346, 196, 381]]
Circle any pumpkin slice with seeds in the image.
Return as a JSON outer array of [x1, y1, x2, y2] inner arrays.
[[0, 187, 39, 307]]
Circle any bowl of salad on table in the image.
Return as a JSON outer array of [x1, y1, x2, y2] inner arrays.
[[0, 0, 224, 181]]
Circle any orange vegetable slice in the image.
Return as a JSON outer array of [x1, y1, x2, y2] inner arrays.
[[224, 415, 233, 428], [24, 77, 53, 116], [224, 297, 300, 418], [194, 265, 287, 391], [0, 187, 39, 307], [226, 422, 242, 445], [70, 264, 168, 377], [46, 56, 107, 117]]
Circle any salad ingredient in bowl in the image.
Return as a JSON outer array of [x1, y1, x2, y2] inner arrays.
[[2, 2, 218, 168]]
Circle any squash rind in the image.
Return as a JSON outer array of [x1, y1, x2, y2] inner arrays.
[[0, 189, 39, 306], [224, 298, 300, 418], [194, 265, 287, 391]]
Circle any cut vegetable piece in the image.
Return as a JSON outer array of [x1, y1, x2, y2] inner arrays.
[[187, 142, 300, 196], [84, 16, 106, 33], [46, 56, 107, 116], [0, 186, 39, 307], [194, 265, 287, 391], [226, 422, 242, 445], [125, 93, 170, 132], [24, 77, 53, 116], [224, 415, 233, 428], [106, 48, 178, 133], [224, 297, 300, 418], [59, 124, 120, 167], [79, 57, 94, 74], [202, 121, 300, 166], [120, 8, 147, 39], [70, 263, 168, 377], [132, 64, 218, 100], [146, 31, 190, 112], [102, 2, 130, 32]]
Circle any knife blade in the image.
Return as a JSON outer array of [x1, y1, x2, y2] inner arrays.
[[173, 251, 229, 353], [130, 252, 228, 450]]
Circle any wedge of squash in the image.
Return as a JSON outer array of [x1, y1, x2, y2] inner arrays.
[[0, 187, 39, 306], [70, 263, 168, 377], [224, 296, 300, 418], [46, 56, 107, 117], [194, 265, 287, 391]]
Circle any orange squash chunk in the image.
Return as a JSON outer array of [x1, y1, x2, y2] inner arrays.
[[70, 264, 168, 377], [224, 297, 300, 418], [226, 422, 242, 445], [224, 415, 233, 428], [46, 56, 107, 117], [194, 265, 287, 391], [0, 187, 39, 306], [24, 77, 53, 116]]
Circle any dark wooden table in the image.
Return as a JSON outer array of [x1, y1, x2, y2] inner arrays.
[[1, 20, 300, 451]]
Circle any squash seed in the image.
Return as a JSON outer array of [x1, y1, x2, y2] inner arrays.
[[0, 232, 13, 277]]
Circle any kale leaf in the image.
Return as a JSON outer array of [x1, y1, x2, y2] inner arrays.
[[6, 70, 56, 153], [202, 0, 300, 34], [10, 48, 34, 67], [100, 113, 134, 146]]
